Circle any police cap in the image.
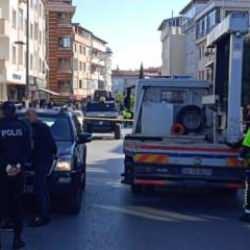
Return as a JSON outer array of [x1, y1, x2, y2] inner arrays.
[[2, 101, 16, 117]]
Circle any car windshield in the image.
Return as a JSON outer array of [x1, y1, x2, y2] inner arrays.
[[18, 113, 73, 142], [39, 115, 73, 142], [86, 102, 117, 112]]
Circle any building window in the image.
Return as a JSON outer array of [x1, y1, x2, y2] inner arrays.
[[79, 80, 82, 89], [58, 13, 71, 25], [12, 10, 17, 29], [18, 8, 24, 30], [58, 58, 72, 72], [30, 23, 34, 39], [34, 23, 39, 40], [58, 80, 72, 94], [59, 37, 72, 48], [12, 46, 17, 64], [18, 46, 23, 65], [30, 54, 33, 70], [196, 8, 220, 39]]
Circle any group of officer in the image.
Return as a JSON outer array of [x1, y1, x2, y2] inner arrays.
[[0, 102, 57, 249]]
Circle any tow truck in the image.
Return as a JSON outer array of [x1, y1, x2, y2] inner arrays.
[[122, 12, 248, 193]]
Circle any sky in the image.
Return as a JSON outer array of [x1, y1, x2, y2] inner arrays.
[[73, 0, 189, 70]]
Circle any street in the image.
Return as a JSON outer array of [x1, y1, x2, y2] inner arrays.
[[2, 132, 250, 250]]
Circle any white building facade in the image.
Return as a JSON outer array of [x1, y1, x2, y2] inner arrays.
[[194, 0, 250, 81], [0, 0, 46, 102], [158, 17, 186, 76], [180, 0, 209, 79]]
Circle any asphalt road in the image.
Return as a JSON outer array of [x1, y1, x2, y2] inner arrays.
[[3, 133, 250, 250]]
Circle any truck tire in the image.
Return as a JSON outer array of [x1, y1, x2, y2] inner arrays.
[[114, 124, 121, 140]]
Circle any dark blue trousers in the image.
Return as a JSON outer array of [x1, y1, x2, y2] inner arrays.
[[34, 161, 52, 219]]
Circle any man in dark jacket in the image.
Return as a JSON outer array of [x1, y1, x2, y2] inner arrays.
[[26, 109, 57, 227], [0, 102, 32, 249]]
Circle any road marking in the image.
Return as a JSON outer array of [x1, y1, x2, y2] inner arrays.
[[94, 205, 175, 222]]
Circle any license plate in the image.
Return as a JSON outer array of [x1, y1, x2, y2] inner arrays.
[[24, 184, 34, 193], [182, 168, 213, 177]]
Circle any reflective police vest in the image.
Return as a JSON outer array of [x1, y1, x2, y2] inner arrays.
[[243, 129, 250, 148]]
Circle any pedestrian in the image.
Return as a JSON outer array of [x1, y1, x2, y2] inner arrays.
[[0, 101, 32, 249], [228, 128, 250, 222], [245, 104, 250, 129], [26, 109, 57, 227], [239, 129, 250, 222]]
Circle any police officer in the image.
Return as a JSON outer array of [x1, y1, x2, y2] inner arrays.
[[26, 109, 57, 227], [0, 101, 32, 249], [239, 128, 250, 222]]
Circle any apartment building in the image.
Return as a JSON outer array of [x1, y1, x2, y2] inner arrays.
[[91, 35, 110, 93], [158, 16, 186, 75], [73, 23, 112, 99], [0, 0, 47, 102], [194, 0, 250, 82], [73, 24, 92, 99], [112, 67, 161, 95], [47, 0, 75, 97], [180, 0, 209, 78]]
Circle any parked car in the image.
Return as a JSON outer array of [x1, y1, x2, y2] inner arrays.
[[18, 109, 91, 214]]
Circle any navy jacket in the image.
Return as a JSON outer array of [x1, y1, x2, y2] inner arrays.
[[31, 121, 57, 165], [0, 117, 32, 175]]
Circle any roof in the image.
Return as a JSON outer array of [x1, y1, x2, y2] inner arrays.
[[17, 108, 71, 116], [73, 23, 92, 36], [112, 68, 161, 77], [180, 0, 209, 15], [158, 16, 185, 30], [72, 23, 107, 45], [91, 34, 107, 45], [138, 78, 211, 89]]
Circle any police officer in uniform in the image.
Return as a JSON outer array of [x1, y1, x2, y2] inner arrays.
[[26, 109, 57, 227], [239, 129, 250, 222], [0, 102, 32, 249]]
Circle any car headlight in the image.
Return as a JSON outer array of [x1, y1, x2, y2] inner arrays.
[[55, 157, 72, 172]]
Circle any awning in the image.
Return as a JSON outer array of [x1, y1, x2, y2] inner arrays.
[[38, 88, 61, 96]]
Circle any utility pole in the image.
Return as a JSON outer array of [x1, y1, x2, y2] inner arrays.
[[25, 0, 30, 107]]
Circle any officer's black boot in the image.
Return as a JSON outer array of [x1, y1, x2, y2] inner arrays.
[[13, 237, 25, 250], [13, 233, 25, 250]]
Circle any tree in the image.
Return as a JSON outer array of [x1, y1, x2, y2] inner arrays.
[[139, 62, 144, 79]]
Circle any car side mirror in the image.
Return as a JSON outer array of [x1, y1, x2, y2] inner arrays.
[[78, 133, 92, 144]]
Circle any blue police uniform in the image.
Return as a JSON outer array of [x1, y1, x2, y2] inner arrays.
[[0, 113, 32, 247], [31, 120, 57, 223], [240, 130, 250, 221]]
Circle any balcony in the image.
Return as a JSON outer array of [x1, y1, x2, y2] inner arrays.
[[0, 19, 8, 37]]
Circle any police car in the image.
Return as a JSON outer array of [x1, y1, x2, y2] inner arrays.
[[18, 109, 91, 214]]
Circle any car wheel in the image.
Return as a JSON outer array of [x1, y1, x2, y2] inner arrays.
[[114, 124, 121, 139], [84, 124, 90, 133], [67, 188, 83, 215], [82, 167, 86, 191]]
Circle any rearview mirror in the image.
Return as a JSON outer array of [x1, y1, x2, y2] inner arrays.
[[78, 133, 92, 144]]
